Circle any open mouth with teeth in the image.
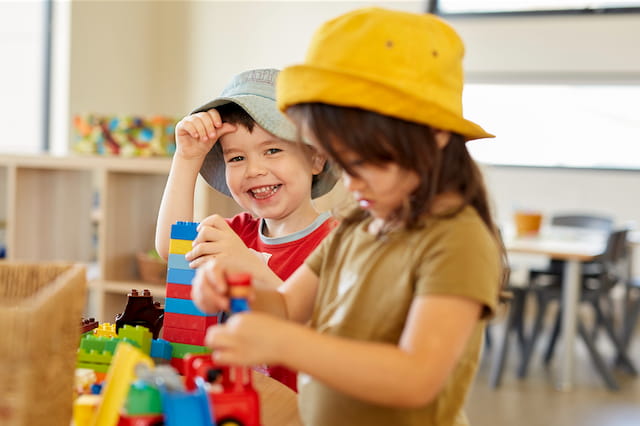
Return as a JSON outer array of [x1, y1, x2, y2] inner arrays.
[[249, 184, 282, 200]]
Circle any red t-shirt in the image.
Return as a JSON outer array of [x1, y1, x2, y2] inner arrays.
[[226, 211, 338, 391], [226, 211, 338, 281]]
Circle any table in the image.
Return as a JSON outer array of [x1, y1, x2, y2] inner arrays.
[[253, 370, 302, 426], [504, 226, 608, 390]]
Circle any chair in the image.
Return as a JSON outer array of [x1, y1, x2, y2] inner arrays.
[[620, 277, 640, 366], [518, 229, 637, 390], [528, 214, 613, 285]]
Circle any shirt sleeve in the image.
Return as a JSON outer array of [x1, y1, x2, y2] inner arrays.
[[415, 219, 501, 319]]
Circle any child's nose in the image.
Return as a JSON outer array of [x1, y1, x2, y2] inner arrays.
[[246, 157, 267, 177]]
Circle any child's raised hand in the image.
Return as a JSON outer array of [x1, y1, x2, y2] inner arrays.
[[186, 214, 265, 269], [205, 312, 286, 366], [175, 109, 236, 159]]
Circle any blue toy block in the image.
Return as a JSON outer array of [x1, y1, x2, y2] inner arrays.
[[170, 221, 199, 240], [151, 339, 173, 360], [165, 297, 215, 317], [167, 268, 196, 285], [230, 298, 250, 314], [160, 378, 214, 426], [168, 253, 190, 270]]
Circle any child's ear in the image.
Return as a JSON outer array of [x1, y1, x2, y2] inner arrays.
[[311, 150, 327, 175]]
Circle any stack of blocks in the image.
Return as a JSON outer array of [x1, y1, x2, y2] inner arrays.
[[163, 221, 217, 372]]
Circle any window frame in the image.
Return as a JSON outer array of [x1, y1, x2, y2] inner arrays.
[[427, 0, 640, 17]]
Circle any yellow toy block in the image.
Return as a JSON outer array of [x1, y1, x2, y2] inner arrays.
[[169, 238, 192, 255], [91, 342, 154, 426], [94, 323, 117, 338], [73, 394, 101, 426]]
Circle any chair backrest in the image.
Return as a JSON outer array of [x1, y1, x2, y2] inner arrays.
[[551, 214, 613, 232], [590, 229, 629, 291]]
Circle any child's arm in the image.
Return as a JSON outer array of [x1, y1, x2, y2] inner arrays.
[[155, 110, 236, 259], [205, 281, 482, 408]]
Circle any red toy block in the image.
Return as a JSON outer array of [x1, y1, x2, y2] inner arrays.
[[164, 312, 218, 331], [169, 357, 185, 374], [117, 414, 164, 426], [165, 282, 192, 300], [163, 326, 207, 346]]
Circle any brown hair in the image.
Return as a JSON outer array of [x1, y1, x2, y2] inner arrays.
[[217, 103, 256, 132], [288, 104, 498, 232]]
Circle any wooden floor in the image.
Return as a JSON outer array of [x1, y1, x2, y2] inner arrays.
[[466, 318, 640, 426]]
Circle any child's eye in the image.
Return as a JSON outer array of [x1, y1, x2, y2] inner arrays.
[[227, 155, 244, 163], [265, 148, 282, 155]]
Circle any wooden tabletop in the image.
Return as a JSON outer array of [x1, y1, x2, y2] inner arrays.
[[504, 226, 607, 261], [253, 370, 302, 426]]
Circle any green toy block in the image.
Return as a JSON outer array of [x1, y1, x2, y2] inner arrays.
[[126, 380, 162, 415], [118, 325, 152, 355], [169, 342, 211, 358]]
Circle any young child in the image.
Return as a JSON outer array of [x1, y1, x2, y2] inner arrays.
[[155, 68, 338, 391], [192, 8, 503, 426]]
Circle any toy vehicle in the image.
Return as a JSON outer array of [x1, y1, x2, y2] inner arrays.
[[184, 354, 261, 426]]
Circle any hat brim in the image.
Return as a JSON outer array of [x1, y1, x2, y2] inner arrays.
[[193, 96, 338, 199], [277, 65, 494, 141]]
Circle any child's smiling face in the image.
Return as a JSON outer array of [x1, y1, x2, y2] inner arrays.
[[220, 124, 324, 223]]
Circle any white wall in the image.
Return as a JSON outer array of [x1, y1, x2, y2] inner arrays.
[[62, 1, 640, 264]]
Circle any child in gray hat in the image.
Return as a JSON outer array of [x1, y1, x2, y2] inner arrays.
[[155, 68, 338, 391]]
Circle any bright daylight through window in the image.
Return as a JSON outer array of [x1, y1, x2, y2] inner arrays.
[[435, 0, 640, 14], [464, 84, 640, 169]]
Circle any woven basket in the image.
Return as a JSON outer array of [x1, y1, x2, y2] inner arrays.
[[0, 262, 86, 426], [136, 252, 167, 285]]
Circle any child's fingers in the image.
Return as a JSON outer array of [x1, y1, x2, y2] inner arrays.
[[198, 214, 232, 232], [204, 108, 223, 128]]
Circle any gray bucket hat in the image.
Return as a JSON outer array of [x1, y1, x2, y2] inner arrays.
[[192, 68, 337, 199]]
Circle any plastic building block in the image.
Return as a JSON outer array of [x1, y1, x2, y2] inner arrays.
[[165, 297, 212, 317], [119, 324, 153, 355], [228, 273, 252, 314], [73, 394, 102, 426], [126, 380, 162, 415], [170, 221, 198, 240], [81, 317, 100, 334], [117, 414, 164, 426], [95, 323, 118, 338], [164, 312, 218, 331], [166, 282, 192, 300], [169, 342, 211, 359], [115, 289, 164, 339], [167, 268, 196, 285], [91, 342, 154, 426], [163, 326, 207, 346], [168, 253, 190, 269], [160, 377, 214, 426], [169, 239, 193, 255], [150, 339, 173, 360]]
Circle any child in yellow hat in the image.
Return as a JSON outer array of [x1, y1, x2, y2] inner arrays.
[[192, 8, 503, 425]]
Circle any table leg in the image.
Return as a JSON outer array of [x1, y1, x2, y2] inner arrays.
[[558, 259, 581, 391]]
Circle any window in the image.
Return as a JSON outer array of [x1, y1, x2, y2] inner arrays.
[[429, 0, 640, 15], [0, 0, 51, 154], [464, 84, 640, 169]]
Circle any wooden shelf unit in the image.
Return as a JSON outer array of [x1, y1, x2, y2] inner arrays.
[[0, 154, 173, 322]]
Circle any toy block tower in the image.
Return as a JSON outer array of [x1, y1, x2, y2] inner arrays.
[[163, 221, 217, 372]]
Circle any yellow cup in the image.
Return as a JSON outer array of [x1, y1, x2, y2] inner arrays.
[[514, 210, 543, 237]]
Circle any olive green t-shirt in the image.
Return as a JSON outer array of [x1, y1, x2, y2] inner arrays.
[[300, 206, 501, 426]]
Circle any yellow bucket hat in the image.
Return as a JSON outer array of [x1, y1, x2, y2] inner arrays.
[[277, 7, 493, 141]]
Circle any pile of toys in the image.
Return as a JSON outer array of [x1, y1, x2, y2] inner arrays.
[[72, 114, 178, 157]]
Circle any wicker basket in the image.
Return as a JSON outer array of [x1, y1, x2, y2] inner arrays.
[[0, 262, 86, 426], [136, 252, 167, 285]]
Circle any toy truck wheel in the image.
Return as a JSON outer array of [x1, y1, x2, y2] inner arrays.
[[218, 418, 243, 426]]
